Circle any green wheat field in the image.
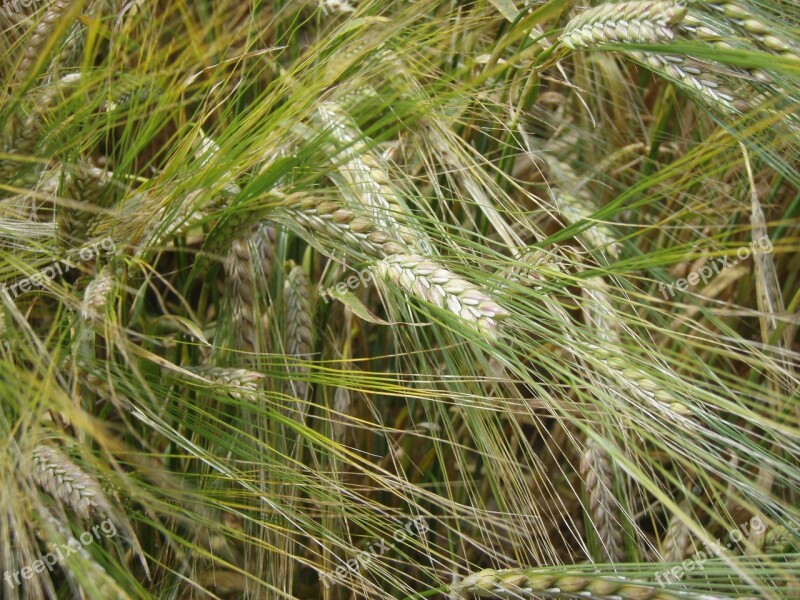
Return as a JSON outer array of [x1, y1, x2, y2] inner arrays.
[[1, 0, 798, 598]]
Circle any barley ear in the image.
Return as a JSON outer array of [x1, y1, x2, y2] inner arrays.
[[317, 102, 422, 247], [222, 224, 276, 355], [373, 253, 508, 336], [185, 366, 265, 401], [37, 506, 129, 600], [225, 237, 265, 355], [283, 263, 314, 414], [580, 437, 625, 562], [660, 508, 692, 562], [628, 52, 738, 110], [560, 1, 687, 50], [274, 191, 407, 261], [81, 268, 114, 324], [17, 0, 75, 83], [454, 566, 757, 599], [31, 444, 114, 521]]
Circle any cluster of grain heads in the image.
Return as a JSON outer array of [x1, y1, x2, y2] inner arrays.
[[252, 193, 507, 338], [559, 1, 687, 50], [453, 567, 759, 599], [674, 11, 797, 119], [373, 254, 509, 335], [31, 444, 114, 521], [283, 263, 314, 414], [580, 437, 624, 562], [557, 1, 744, 112]]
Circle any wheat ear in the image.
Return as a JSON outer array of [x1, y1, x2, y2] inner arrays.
[[692, 1, 800, 62], [581, 437, 624, 563], [283, 263, 314, 412], [59, 161, 114, 244], [374, 253, 508, 334], [743, 147, 794, 402], [81, 268, 114, 324], [629, 52, 738, 110], [16, 0, 74, 83], [317, 102, 422, 247], [560, 1, 687, 50], [558, 1, 741, 111], [225, 236, 268, 355], [186, 366, 264, 400], [588, 344, 702, 435], [32, 444, 114, 521], [660, 509, 692, 562], [764, 525, 794, 554], [274, 191, 407, 260], [136, 189, 210, 256], [554, 192, 622, 258], [541, 157, 622, 259], [38, 506, 129, 599], [742, 145, 796, 550], [494, 249, 571, 297], [453, 567, 758, 599], [582, 277, 621, 343]]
